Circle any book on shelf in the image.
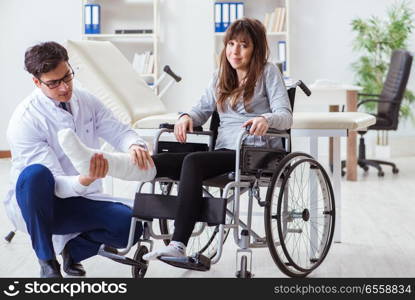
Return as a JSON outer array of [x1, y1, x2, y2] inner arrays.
[[268, 10, 276, 32], [215, 3, 222, 32], [276, 7, 286, 32], [222, 2, 230, 31], [263, 7, 286, 33], [230, 3, 237, 24], [264, 13, 270, 31]]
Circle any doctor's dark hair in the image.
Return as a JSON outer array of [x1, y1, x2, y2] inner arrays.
[[24, 42, 69, 78], [217, 18, 269, 112]]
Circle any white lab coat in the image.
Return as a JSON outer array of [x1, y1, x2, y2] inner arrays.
[[4, 87, 146, 255]]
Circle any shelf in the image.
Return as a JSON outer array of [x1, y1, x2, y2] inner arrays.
[[81, 0, 160, 81], [266, 32, 288, 36], [82, 33, 155, 39], [140, 73, 156, 78]]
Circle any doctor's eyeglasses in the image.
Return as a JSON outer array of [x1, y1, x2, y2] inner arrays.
[[38, 67, 75, 89]]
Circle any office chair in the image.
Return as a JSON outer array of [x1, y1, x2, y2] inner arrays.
[[342, 49, 413, 177]]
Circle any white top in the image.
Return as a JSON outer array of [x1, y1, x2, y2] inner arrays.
[[4, 87, 145, 254]]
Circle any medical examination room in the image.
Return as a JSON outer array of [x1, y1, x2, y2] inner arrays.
[[0, 0, 414, 280]]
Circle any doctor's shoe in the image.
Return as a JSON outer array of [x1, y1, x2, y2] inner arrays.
[[39, 259, 63, 278], [62, 247, 86, 277]]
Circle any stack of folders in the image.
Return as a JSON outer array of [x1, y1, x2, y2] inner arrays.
[[263, 7, 286, 33], [215, 2, 244, 32], [132, 52, 154, 75], [84, 3, 101, 34]]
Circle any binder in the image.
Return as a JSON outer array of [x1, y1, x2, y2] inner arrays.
[[91, 4, 101, 34], [278, 40, 287, 72], [215, 2, 222, 32], [222, 2, 230, 31], [230, 3, 237, 24], [84, 5, 92, 34], [84, 4, 100, 34], [237, 2, 244, 19]]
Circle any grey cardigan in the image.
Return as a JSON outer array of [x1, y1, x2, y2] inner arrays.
[[186, 63, 292, 150]]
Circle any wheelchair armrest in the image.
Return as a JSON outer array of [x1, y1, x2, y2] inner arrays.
[[154, 124, 215, 154], [245, 125, 289, 137], [266, 128, 290, 135], [159, 123, 203, 132]]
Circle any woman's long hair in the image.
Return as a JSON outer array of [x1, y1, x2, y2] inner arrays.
[[217, 18, 269, 112]]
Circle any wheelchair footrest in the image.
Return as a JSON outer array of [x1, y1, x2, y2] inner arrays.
[[158, 253, 211, 271], [133, 193, 227, 225], [98, 245, 146, 268]]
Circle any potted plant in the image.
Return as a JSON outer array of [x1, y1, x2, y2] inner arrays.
[[351, 0, 415, 120], [351, 1, 414, 158]]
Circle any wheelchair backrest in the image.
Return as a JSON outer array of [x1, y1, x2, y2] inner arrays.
[[207, 86, 296, 150]]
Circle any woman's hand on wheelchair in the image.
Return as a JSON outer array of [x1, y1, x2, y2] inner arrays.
[[243, 116, 270, 136], [174, 114, 193, 143]]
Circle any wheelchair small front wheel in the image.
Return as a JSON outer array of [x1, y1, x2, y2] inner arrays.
[[131, 245, 149, 278], [264, 152, 335, 277], [236, 255, 252, 278]]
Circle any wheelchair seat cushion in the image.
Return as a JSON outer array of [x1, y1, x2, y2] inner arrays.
[[202, 173, 234, 188]]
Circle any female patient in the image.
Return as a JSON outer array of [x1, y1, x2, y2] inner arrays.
[[60, 17, 292, 259], [143, 17, 293, 260]]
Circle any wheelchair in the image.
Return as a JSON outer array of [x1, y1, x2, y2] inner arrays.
[[95, 80, 336, 278]]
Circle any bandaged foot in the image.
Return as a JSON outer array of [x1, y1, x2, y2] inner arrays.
[[142, 241, 186, 261], [58, 128, 156, 182]]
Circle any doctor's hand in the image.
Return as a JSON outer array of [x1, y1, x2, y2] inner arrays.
[[129, 144, 154, 170], [242, 116, 270, 136], [174, 114, 193, 143], [79, 153, 109, 186]]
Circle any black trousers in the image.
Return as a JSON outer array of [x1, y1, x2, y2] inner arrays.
[[152, 150, 236, 245]]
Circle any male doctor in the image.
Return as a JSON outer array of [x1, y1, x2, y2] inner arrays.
[[4, 41, 154, 278]]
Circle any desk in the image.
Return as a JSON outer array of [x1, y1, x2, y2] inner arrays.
[[292, 112, 375, 242], [295, 85, 362, 181]]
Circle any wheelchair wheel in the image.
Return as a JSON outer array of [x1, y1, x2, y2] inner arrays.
[[159, 185, 233, 259], [264, 152, 335, 277], [131, 245, 149, 278]]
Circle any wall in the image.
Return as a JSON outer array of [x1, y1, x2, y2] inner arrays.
[[158, 0, 214, 113], [0, 0, 414, 154], [0, 0, 82, 149]]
